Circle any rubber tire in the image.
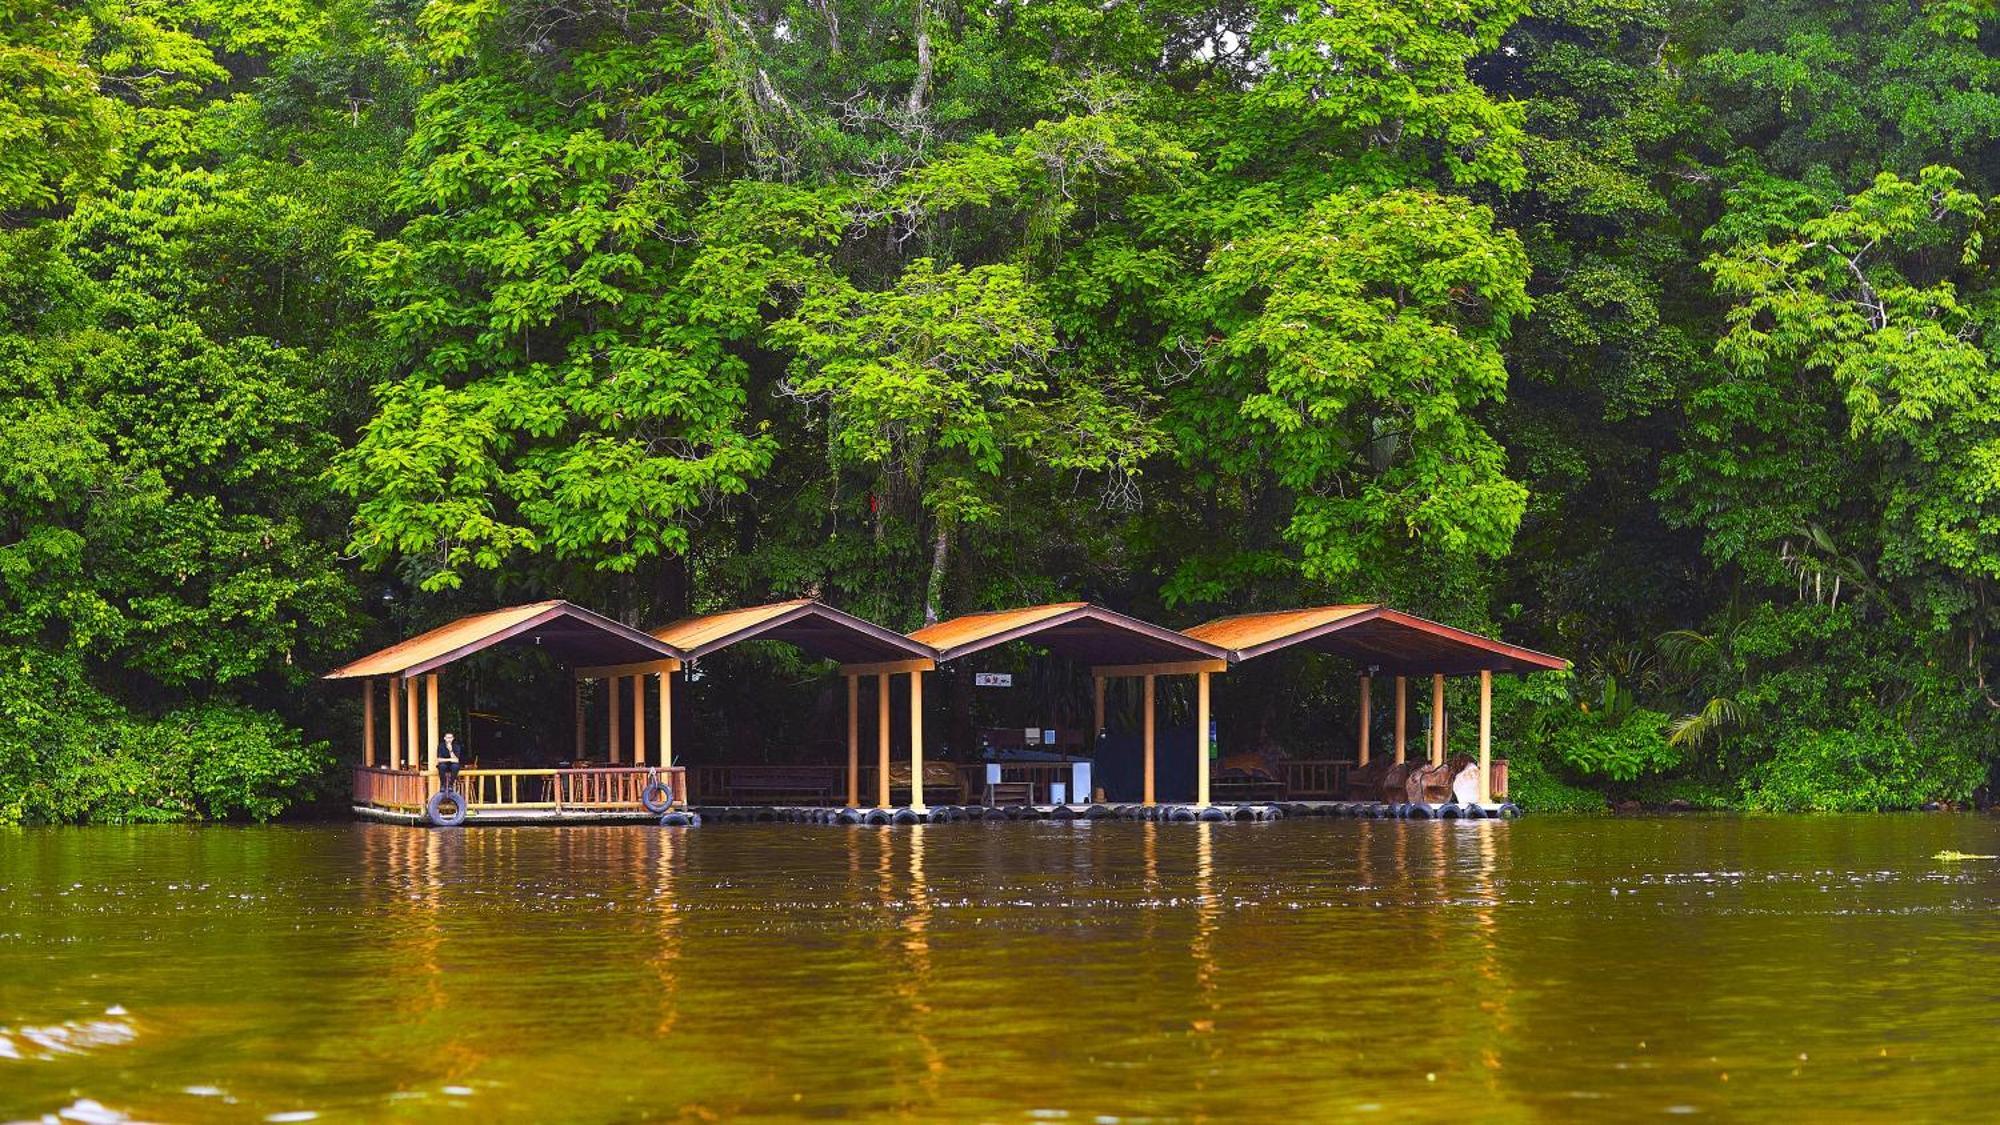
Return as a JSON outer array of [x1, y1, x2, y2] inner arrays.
[[1197, 806, 1229, 822], [1438, 802, 1464, 819], [424, 788, 468, 828], [1496, 803, 1522, 819], [640, 780, 674, 814]]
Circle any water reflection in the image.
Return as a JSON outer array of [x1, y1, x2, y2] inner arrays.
[[5, 816, 2000, 1121]]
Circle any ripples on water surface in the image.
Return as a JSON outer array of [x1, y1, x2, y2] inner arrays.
[[4, 816, 2000, 1121]]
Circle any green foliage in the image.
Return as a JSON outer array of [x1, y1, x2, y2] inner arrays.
[[1534, 690, 1680, 783], [11, 0, 2000, 822], [0, 648, 330, 824], [1508, 753, 1610, 814], [1743, 727, 1984, 812]]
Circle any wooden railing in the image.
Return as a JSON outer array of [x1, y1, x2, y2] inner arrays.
[[1282, 759, 1352, 799], [595, 756, 1505, 808], [352, 765, 685, 814], [353, 767, 429, 810], [682, 764, 846, 805]]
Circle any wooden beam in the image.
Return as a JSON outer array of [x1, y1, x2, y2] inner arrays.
[[908, 669, 926, 812], [426, 674, 441, 773], [406, 672, 421, 774], [1092, 659, 1228, 679], [573, 679, 584, 761], [1195, 670, 1211, 808], [1479, 669, 1493, 805], [658, 670, 672, 771], [575, 657, 681, 680], [632, 669, 647, 768], [876, 672, 891, 809], [1394, 675, 1407, 765], [1431, 673, 1446, 766], [1143, 674, 1156, 806], [846, 674, 859, 808], [387, 676, 402, 770], [1358, 674, 1372, 767], [1093, 676, 1106, 737], [839, 657, 935, 677], [362, 679, 376, 769], [609, 675, 622, 764]]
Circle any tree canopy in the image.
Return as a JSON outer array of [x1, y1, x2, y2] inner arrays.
[[5, 0, 2000, 819]]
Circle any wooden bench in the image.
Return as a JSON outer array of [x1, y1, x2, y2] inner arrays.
[[725, 768, 839, 806], [983, 781, 1036, 807], [889, 761, 967, 805], [1212, 769, 1287, 802]]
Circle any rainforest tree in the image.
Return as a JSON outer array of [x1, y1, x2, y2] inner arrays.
[[6, 0, 2000, 819]]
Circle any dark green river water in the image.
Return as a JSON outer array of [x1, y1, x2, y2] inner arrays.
[[5, 815, 1999, 1122]]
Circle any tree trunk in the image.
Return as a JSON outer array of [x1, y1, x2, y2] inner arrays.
[[906, 1, 932, 116], [924, 519, 951, 625]]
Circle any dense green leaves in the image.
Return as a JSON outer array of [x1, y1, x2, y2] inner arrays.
[[10, 0, 2000, 820]]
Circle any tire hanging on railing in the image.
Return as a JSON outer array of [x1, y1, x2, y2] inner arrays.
[[640, 778, 675, 815]]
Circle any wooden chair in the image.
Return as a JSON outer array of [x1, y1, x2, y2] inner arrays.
[[1379, 761, 1416, 803], [1344, 759, 1390, 801]]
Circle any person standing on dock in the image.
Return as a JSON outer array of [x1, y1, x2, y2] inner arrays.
[[437, 732, 463, 792]]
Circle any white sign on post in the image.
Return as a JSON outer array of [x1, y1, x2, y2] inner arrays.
[[974, 672, 1013, 687]]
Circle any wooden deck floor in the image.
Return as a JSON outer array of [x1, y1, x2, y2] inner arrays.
[[355, 800, 1517, 827]]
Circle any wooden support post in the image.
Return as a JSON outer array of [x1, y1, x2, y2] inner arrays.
[[1142, 674, 1157, 807], [846, 674, 860, 808], [632, 670, 647, 768], [406, 672, 421, 773], [608, 676, 622, 764], [1479, 669, 1493, 806], [876, 672, 891, 809], [387, 677, 403, 770], [362, 680, 376, 768], [1358, 674, 1372, 766], [658, 671, 672, 770], [1394, 675, 1407, 765], [1431, 673, 1446, 766], [1093, 676, 1105, 736], [573, 679, 584, 762], [1196, 670, 1211, 808], [909, 670, 926, 812], [426, 674, 440, 772]]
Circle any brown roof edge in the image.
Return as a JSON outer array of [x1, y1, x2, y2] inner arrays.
[[322, 600, 684, 680], [667, 600, 936, 661], [1369, 608, 1569, 671], [919, 603, 1227, 664], [1228, 604, 1567, 671]]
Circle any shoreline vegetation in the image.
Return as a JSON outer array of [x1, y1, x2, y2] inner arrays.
[[6, 0, 2000, 824]]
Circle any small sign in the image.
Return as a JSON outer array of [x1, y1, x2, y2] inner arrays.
[[1043, 729, 1057, 745], [975, 672, 1013, 687], [1024, 727, 1040, 744]]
